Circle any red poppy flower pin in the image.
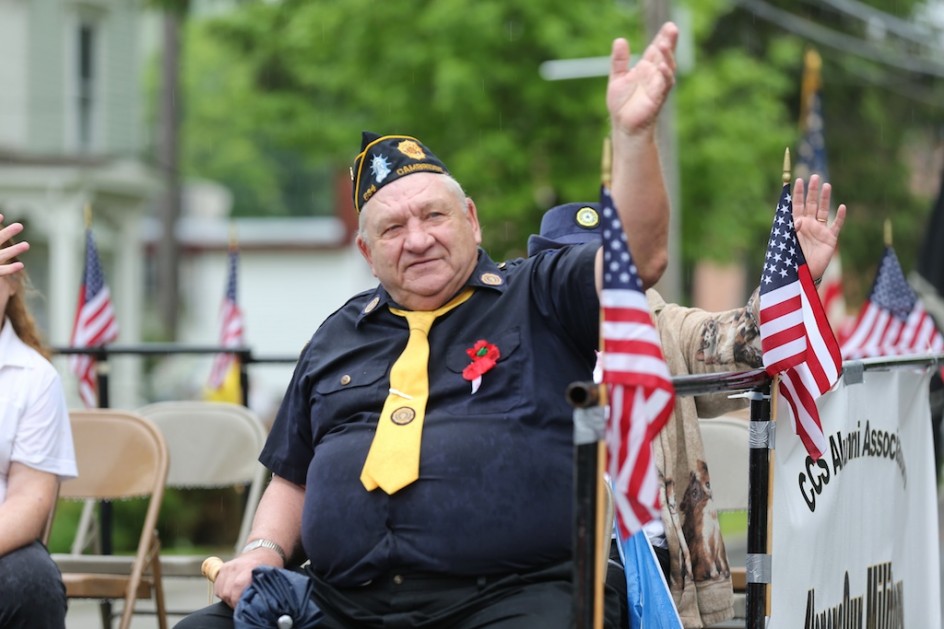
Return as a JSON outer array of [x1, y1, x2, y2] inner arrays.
[[462, 339, 500, 394]]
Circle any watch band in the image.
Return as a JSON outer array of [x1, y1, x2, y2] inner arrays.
[[241, 538, 287, 563]]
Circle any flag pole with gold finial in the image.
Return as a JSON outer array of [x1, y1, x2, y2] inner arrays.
[[799, 48, 822, 131], [593, 137, 612, 629], [569, 137, 612, 629]]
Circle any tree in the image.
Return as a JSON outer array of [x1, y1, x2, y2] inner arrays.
[[180, 0, 944, 308], [183, 0, 644, 257], [695, 0, 944, 306]]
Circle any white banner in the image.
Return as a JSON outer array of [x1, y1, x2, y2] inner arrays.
[[769, 368, 940, 628]]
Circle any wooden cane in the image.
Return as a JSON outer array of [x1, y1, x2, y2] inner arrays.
[[202, 556, 224, 582]]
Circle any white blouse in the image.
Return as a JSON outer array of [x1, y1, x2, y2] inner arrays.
[[0, 318, 77, 504]]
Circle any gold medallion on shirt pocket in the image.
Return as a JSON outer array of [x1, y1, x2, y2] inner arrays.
[[443, 328, 522, 415]]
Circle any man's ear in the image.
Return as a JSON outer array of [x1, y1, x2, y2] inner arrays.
[[356, 234, 372, 266], [465, 198, 482, 245]]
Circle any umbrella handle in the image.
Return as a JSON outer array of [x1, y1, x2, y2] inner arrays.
[[202, 556, 224, 582]]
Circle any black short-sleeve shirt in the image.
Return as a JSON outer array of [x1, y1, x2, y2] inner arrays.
[[260, 243, 600, 586]]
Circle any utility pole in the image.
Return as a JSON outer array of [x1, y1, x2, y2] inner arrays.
[[156, 7, 183, 338], [539, 0, 684, 303], [643, 0, 681, 304]]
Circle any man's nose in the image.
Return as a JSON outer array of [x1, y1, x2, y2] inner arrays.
[[403, 223, 433, 250]]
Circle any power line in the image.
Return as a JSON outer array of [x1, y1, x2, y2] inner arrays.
[[799, 0, 942, 47], [735, 0, 944, 79]]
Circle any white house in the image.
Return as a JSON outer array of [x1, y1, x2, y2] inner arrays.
[[0, 0, 376, 414]]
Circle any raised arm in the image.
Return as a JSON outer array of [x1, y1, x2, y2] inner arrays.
[[605, 22, 678, 288]]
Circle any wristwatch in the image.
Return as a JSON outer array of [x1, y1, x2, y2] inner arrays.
[[241, 538, 287, 563]]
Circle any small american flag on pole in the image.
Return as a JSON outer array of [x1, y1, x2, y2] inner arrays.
[[841, 246, 944, 360], [759, 182, 841, 460], [207, 245, 245, 390], [70, 228, 119, 407], [598, 185, 675, 540]]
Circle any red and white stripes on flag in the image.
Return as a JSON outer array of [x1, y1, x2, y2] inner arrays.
[[841, 246, 944, 360], [759, 183, 842, 460], [207, 246, 245, 389], [70, 229, 119, 407], [599, 185, 675, 540]]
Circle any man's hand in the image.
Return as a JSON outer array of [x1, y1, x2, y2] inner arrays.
[[212, 549, 284, 609], [792, 175, 847, 281], [603, 23, 678, 288], [607, 22, 678, 140]]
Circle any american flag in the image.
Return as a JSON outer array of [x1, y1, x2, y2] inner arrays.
[[70, 228, 119, 407], [841, 246, 944, 360], [207, 246, 245, 389], [759, 183, 842, 460], [598, 185, 675, 540], [795, 49, 850, 341]]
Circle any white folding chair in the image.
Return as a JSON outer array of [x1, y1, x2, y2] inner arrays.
[[136, 401, 268, 579], [699, 414, 751, 624]]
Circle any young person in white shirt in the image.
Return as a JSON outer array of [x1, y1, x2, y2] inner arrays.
[[0, 219, 77, 628]]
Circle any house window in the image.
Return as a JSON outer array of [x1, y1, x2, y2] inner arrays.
[[76, 22, 96, 152]]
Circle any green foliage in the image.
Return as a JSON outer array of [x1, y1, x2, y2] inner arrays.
[[184, 0, 641, 258], [676, 41, 796, 266], [679, 0, 944, 307], [48, 490, 244, 554], [177, 0, 944, 307]]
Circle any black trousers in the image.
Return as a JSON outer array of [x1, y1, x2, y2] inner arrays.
[[174, 560, 624, 629], [0, 541, 68, 629]]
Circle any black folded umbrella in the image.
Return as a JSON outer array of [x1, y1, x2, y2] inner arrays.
[[234, 565, 324, 629]]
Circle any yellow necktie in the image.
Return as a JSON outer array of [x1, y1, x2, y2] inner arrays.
[[360, 288, 474, 494]]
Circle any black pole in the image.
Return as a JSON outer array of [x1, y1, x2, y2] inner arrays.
[[746, 382, 772, 628], [239, 350, 250, 408], [567, 381, 605, 629], [94, 349, 114, 627]]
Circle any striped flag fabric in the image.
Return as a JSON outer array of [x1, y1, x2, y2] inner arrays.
[[841, 246, 944, 360], [207, 245, 245, 391], [598, 185, 675, 540], [759, 183, 842, 460], [70, 228, 119, 407]]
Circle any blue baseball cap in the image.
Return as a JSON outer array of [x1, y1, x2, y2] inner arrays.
[[527, 202, 601, 256]]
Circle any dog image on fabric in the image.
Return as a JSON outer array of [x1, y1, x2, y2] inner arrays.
[[663, 476, 693, 587], [678, 459, 730, 582], [695, 301, 762, 367]]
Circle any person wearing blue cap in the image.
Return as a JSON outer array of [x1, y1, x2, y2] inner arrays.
[[527, 179, 846, 627], [178, 23, 681, 629]]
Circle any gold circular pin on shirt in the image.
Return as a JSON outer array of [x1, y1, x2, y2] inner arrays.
[[576, 206, 600, 228], [391, 407, 416, 425], [363, 297, 380, 314], [480, 273, 502, 286]]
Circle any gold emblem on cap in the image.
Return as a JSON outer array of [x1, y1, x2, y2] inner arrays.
[[480, 273, 503, 286], [391, 407, 416, 425], [576, 206, 599, 228], [364, 297, 380, 314], [397, 140, 425, 161]]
